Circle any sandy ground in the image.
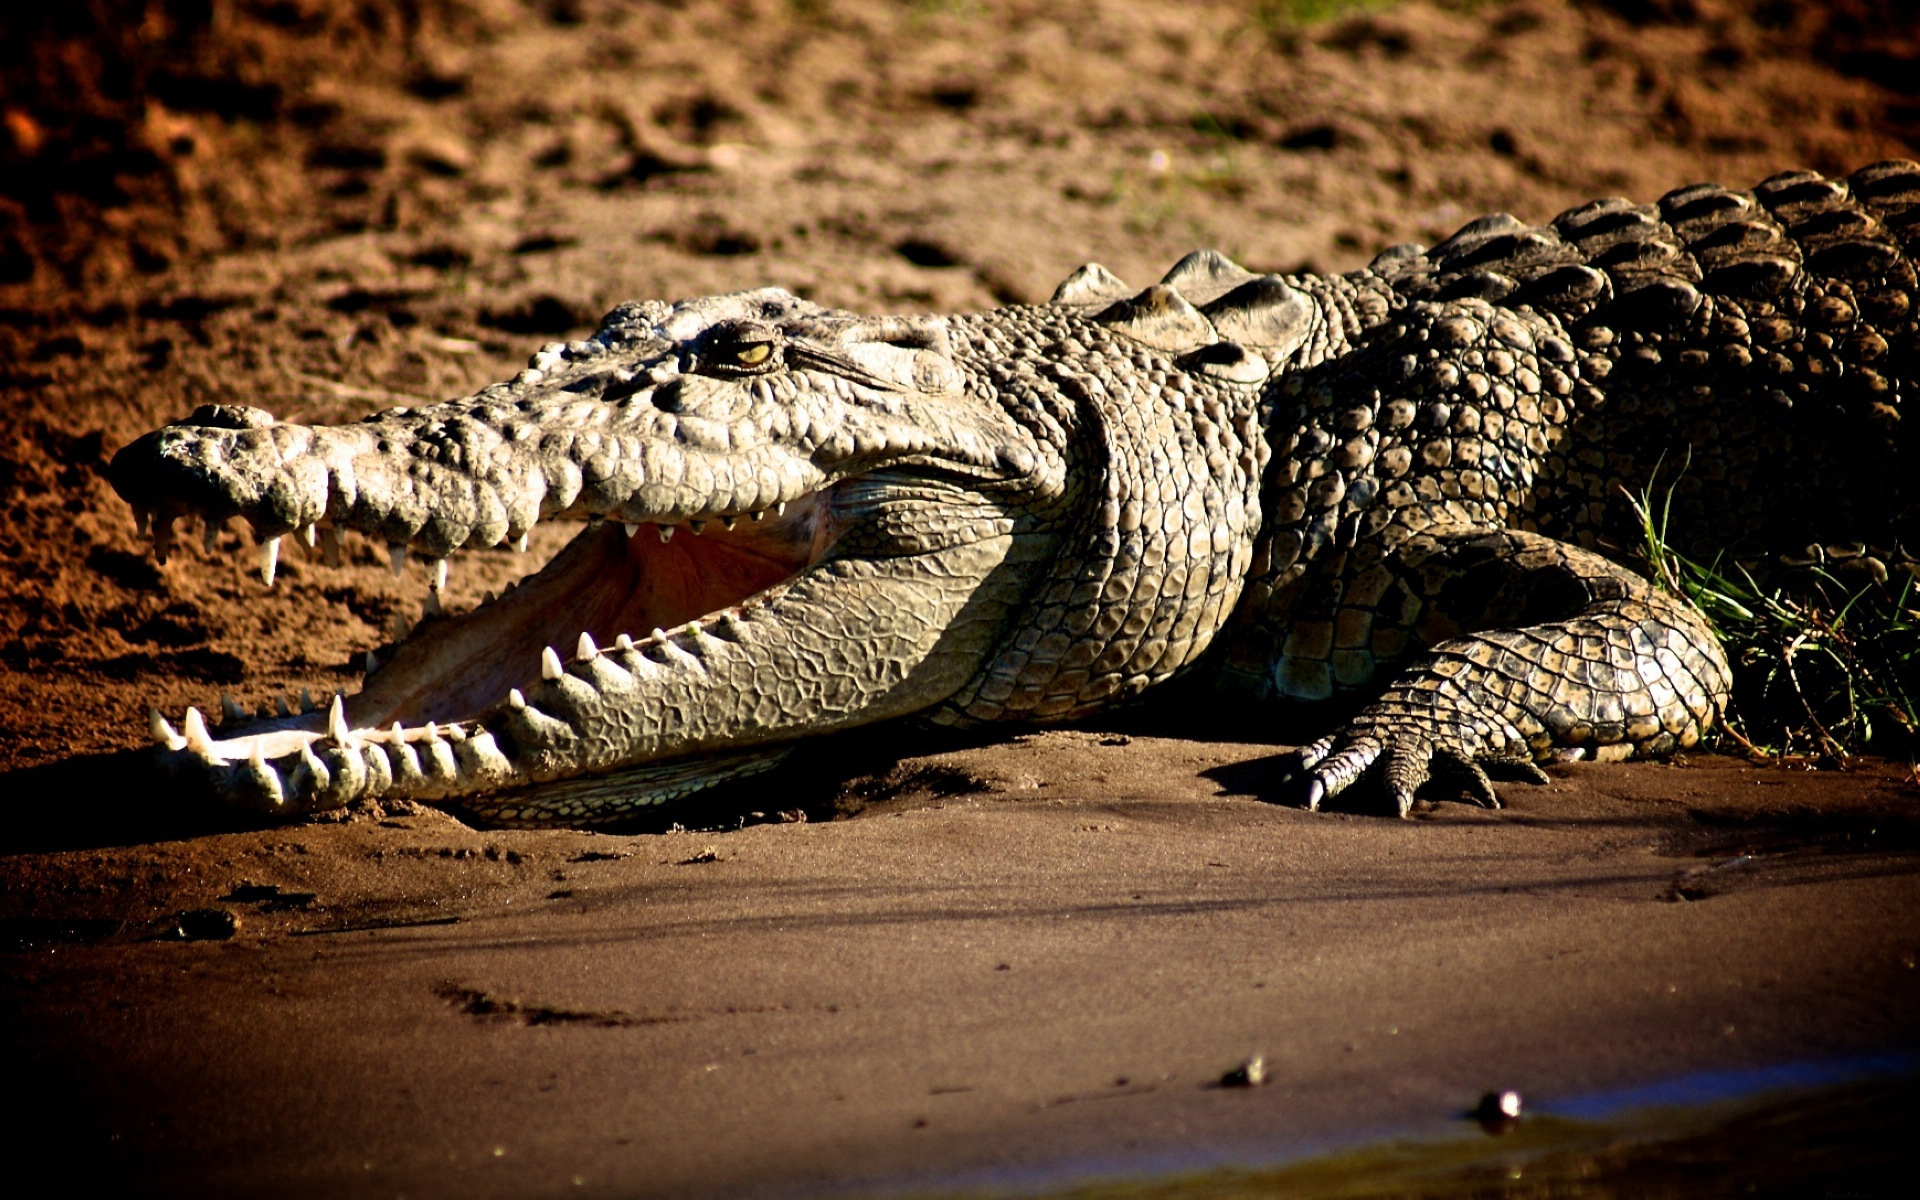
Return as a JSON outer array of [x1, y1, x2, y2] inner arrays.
[[3, 0, 1920, 1194]]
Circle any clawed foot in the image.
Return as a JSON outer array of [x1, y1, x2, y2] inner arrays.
[[1275, 728, 1550, 818]]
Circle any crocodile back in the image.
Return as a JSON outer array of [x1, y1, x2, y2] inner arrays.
[[1368, 161, 1920, 559]]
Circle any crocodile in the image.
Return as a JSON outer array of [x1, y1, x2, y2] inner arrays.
[[109, 162, 1920, 827]]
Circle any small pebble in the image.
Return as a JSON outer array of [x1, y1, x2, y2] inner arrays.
[[1220, 1055, 1267, 1087], [173, 908, 238, 941]]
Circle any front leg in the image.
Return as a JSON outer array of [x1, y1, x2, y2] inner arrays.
[[1282, 527, 1730, 816]]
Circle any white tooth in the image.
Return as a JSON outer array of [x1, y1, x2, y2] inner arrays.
[[328, 694, 350, 745], [423, 721, 438, 739], [422, 589, 443, 618], [388, 542, 408, 577], [364, 650, 378, 674], [148, 709, 186, 751], [750, 509, 765, 521], [431, 558, 448, 593], [320, 524, 343, 568], [202, 519, 220, 556], [689, 519, 706, 535], [220, 693, 246, 724], [513, 533, 529, 553], [297, 741, 330, 792], [509, 688, 527, 709], [542, 646, 563, 680], [390, 721, 405, 742], [182, 707, 214, 753], [615, 633, 635, 651], [275, 695, 293, 718], [624, 523, 639, 538], [300, 524, 317, 548], [153, 516, 175, 564], [577, 631, 598, 660], [246, 741, 284, 807], [259, 536, 281, 587], [657, 524, 675, 543], [776, 501, 787, 516], [650, 627, 668, 644], [722, 515, 737, 530], [300, 688, 316, 714]]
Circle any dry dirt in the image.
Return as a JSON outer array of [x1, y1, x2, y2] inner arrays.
[[3, 1, 1920, 1196]]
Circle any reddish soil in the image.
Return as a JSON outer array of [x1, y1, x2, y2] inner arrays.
[[2, 2, 1918, 1195]]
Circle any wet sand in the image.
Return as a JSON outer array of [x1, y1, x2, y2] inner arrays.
[[5, 737, 1917, 1196]]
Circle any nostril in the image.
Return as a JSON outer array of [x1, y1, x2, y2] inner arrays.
[[651, 378, 684, 413], [184, 404, 277, 430]]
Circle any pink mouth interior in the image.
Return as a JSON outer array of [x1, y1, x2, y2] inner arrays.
[[344, 504, 820, 729]]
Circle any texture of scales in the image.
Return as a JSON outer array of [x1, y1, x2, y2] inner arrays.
[[109, 162, 1920, 826]]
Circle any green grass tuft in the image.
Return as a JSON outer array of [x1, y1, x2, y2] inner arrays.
[[1626, 480, 1920, 761]]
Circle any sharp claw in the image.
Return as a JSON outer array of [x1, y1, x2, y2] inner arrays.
[[1393, 786, 1416, 819], [1304, 777, 1326, 813]]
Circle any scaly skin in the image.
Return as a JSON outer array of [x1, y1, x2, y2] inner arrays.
[[110, 162, 1920, 825]]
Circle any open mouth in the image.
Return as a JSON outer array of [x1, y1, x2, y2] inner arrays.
[[138, 485, 840, 811]]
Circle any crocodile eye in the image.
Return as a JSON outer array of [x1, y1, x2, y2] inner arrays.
[[697, 320, 784, 376]]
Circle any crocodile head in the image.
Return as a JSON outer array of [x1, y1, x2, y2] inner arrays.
[[109, 289, 1064, 825]]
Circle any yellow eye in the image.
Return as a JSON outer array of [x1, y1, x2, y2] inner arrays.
[[735, 342, 772, 366]]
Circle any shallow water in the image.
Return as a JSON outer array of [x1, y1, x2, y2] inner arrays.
[[911, 1056, 1918, 1199]]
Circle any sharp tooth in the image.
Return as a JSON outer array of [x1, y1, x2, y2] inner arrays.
[[650, 627, 668, 643], [776, 501, 787, 516], [388, 542, 408, 577], [220, 693, 246, 724], [424, 721, 439, 739], [320, 524, 343, 568], [148, 709, 186, 751], [624, 523, 638, 538], [389, 612, 411, 640], [300, 524, 317, 548], [255, 702, 272, 719], [202, 519, 220, 555], [422, 589, 443, 618], [134, 507, 153, 536], [259, 536, 281, 587], [390, 721, 405, 741], [300, 688, 316, 714], [431, 558, 448, 593], [722, 515, 737, 530], [182, 707, 214, 753], [513, 533, 529, 553], [246, 741, 284, 807], [509, 688, 527, 709], [577, 631, 598, 660], [541, 646, 563, 680], [328, 694, 351, 745], [481, 589, 496, 604], [689, 519, 706, 535], [276, 695, 293, 718], [657, 524, 675, 543], [750, 509, 765, 521], [614, 633, 634, 651], [153, 516, 175, 564], [364, 650, 379, 674]]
